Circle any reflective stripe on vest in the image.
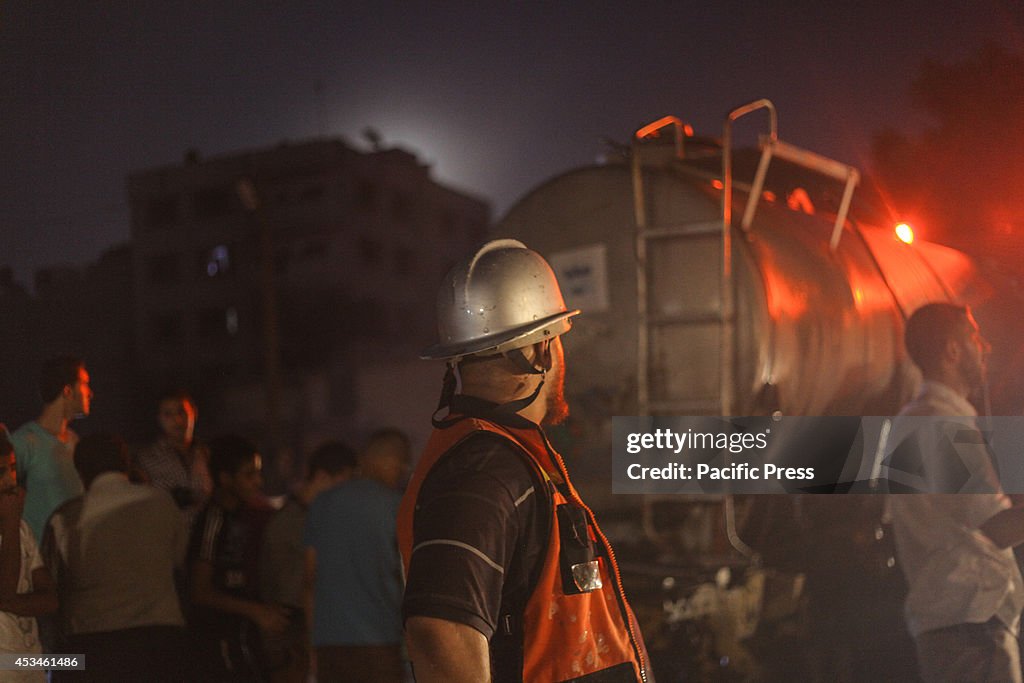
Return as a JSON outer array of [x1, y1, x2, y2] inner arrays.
[[398, 416, 648, 682]]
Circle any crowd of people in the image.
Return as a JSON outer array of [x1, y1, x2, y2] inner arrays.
[[0, 238, 1020, 683], [0, 356, 411, 682]]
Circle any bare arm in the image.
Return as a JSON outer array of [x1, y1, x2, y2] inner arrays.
[[0, 566, 58, 617], [405, 616, 490, 683], [190, 558, 289, 633], [980, 504, 1024, 549]]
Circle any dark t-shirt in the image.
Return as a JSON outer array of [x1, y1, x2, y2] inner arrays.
[[187, 500, 272, 632], [402, 431, 550, 643]]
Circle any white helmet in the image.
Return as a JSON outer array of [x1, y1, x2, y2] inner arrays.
[[420, 239, 580, 361]]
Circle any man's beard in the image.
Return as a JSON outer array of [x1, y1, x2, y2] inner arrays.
[[543, 357, 569, 426]]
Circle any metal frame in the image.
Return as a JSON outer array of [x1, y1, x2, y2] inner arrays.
[[721, 100, 778, 417]]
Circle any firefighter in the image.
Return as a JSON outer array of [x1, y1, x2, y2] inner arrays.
[[399, 239, 650, 682]]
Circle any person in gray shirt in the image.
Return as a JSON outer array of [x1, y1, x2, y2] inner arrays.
[[259, 440, 356, 683], [43, 433, 188, 682]]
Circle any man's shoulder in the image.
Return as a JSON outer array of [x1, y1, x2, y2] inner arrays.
[[9, 421, 35, 438], [10, 422, 46, 450], [423, 429, 543, 501], [899, 381, 978, 419], [85, 478, 179, 518], [127, 480, 180, 511], [194, 499, 228, 527], [313, 479, 399, 514], [444, 430, 535, 470]]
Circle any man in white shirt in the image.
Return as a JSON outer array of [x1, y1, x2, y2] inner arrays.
[[43, 433, 187, 682], [890, 303, 1024, 682]]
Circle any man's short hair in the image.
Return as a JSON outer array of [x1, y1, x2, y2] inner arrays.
[[360, 427, 412, 470], [306, 440, 357, 480], [39, 354, 85, 404], [208, 434, 258, 482], [905, 303, 972, 373], [158, 388, 195, 407], [364, 427, 410, 455], [74, 433, 130, 487]]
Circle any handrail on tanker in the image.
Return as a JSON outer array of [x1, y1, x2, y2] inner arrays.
[[630, 115, 694, 415], [635, 115, 692, 159], [720, 100, 776, 420], [723, 100, 778, 254], [718, 101, 776, 562], [748, 137, 861, 251], [724, 99, 861, 252]]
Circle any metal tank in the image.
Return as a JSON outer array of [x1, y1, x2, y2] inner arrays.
[[494, 101, 1008, 681], [496, 103, 1001, 485]]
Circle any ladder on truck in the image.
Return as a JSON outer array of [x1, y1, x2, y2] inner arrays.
[[629, 100, 860, 556]]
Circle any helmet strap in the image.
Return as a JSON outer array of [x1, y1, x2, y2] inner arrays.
[[431, 348, 548, 429], [443, 378, 545, 431], [503, 344, 548, 376], [430, 364, 459, 427]]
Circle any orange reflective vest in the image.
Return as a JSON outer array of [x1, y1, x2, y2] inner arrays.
[[398, 416, 649, 682]]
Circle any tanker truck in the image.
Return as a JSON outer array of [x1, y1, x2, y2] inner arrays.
[[494, 100, 1019, 681], [497, 99, 1016, 487]]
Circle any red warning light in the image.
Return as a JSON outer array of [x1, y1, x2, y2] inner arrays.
[[895, 223, 914, 244]]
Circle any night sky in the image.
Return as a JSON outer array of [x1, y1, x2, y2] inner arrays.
[[2, 1, 1021, 290]]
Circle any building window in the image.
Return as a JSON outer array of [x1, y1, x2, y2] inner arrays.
[[147, 253, 180, 285], [193, 186, 233, 219], [146, 196, 179, 228], [225, 307, 239, 335], [202, 244, 232, 277]]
